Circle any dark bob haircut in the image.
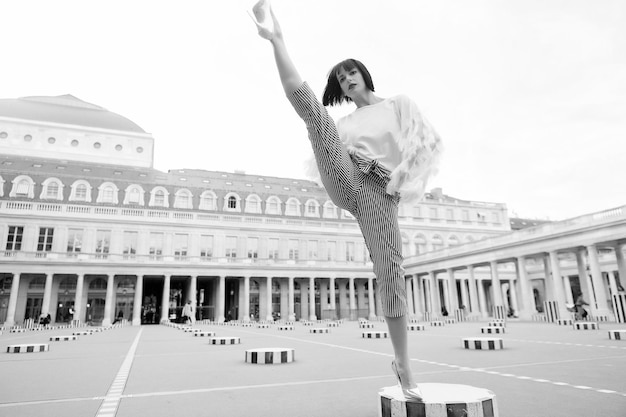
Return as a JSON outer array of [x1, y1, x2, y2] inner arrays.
[[322, 59, 375, 107]]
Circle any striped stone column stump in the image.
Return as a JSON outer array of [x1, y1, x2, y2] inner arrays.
[[574, 322, 599, 330], [444, 318, 457, 324], [72, 330, 93, 336], [327, 322, 340, 328], [462, 337, 504, 350], [310, 328, 330, 334], [487, 321, 505, 328], [591, 315, 610, 322], [301, 321, 314, 326], [408, 318, 420, 324], [184, 328, 201, 333], [194, 331, 216, 337], [89, 327, 105, 332], [379, 383, 498, 417], [556, 319, 573, 326], [481, 327, 505, 334], [430, 321, 444, 327], [363, 331, 388, 339], [277, 325, 294, 331], [7, 344, 49, 353], [50, 335, 78, 342], [208, 337, 240, 345], [10, 328, 26, 333], [257, 324, 271, 329], [407, 324, 425, 331], [360, 323, 375, 329], [241, 323, 253, 327], [608, 330, 626, 340], [532, 314, 547, 322], [245, 348, 295, 364]]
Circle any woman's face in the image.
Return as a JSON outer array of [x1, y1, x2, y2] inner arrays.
[[336, 66, 365, 98]]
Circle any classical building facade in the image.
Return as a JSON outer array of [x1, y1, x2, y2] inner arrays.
[[1, 94, 623, 327]]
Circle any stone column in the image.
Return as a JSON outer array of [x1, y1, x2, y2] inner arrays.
[[300, 279, 309, 321], [189, 275, 197, 311], [218, 275, 226, 322], [288, 277, 295, 321], [508, 280, 519, 316], [368, 277, 376, 320], [442, 274, 451, 312], [428, 272, 438, 315], [4, 273, 20, 327], [329, 276, 337, 320], [243, 276, 251, 322], [477, 278, 488, 318], [489, 261, 504, 307], [320, 279, 329, 318], [102, 275, 115, 326], [309, 277, 316, 320], [515, 256, 535, 319], [356, 279, 366, 315], [349, 276, 356, 320], [266, 276, 273, 321], [405, 276, 415, 315], [161, 274, 171, 323], [460, 277, 469, 312], [608, 271, 620, 296], [41, 273, 53, 316], [132, 275, 143, 325], [467, 266, 480, 316], [613, 244, 626, 290], [446, 268, 459, 311], [563, 276, 574, 304], [412, 275, 421, 318], [576, 248, 597, 310], [548, 251, 570, 317], [74, 273, 85, 323], [587, 245, 611, 316]]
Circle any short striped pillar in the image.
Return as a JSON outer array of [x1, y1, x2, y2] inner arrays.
[[360, 323, 375, 329], [481, 327, 505, 334], [492, 305, 506, 320], [363, 331, 388, 339], [608, 330, 626, 340], [408, 317, 420, 324], [543, 301, 560, 323], [487, 321, 505, 328], [462, 337, 504, 350], [430, 321, 444, 327], [10, 328, 26, 333], [277, 325, 294, 331], [310, 328, 330, 334], [327, 322, 340, 327], [257, 324, 271, 329], [208, 337, 240, 345], [245, 348, 295, 364], [184, 328, 201, 333], [241, 323, 254, 327], [194, 331, 216, 337], [407, 324, 425, 331], [612, 294, 626, 323], [532, 314, 547, 322], [50, 335, 78, 341], [444, 318, 457, 324], [574, 322, 599, 330], [379, 383, 498, 417], [7, 344, 49, 353], [301, 321, 314, 326], [556, 319, 573, 326], [72, 331, 93, 336]]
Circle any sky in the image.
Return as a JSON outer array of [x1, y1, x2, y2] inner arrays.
[[1, 0, 625, 221]]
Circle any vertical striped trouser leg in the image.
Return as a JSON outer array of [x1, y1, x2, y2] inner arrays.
[[355, 174, 408, 318]]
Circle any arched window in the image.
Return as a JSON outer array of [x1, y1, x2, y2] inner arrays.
[[41, 178, 64, 200], [285, 198, 301, 216], [414, 234, 427, 255], [97, 182, 119, 204], [28, 277, 46, 289], [431, 235, 444, 251], [123, 185, 145, 206], [199, 190, 217, 211], [304, 199, 320, 218], [323, 201, 337, 219], [89, 278, 107, 290], [245, 194, 262, 214], [149, 187, 169, 208], [223, 193, 241, 212], [448, 235, 460, 246], [174, 189, 193, 209], [9, 175, 35, 198], [402, 233, 410, 256], [265, 196, 282, 215], [69, 180, 92, 202]]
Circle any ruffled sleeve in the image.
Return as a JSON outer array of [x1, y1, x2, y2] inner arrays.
[[386, 96, 443, 202]]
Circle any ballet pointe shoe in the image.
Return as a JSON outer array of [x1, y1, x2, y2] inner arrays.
[[248, 0, 275, 39], [391, 360, 423, 402]]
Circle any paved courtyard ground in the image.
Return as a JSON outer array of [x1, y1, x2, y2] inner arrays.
[[0, 319, 625, 417]]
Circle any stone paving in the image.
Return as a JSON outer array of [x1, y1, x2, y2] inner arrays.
[[1, 319, 625, 417]]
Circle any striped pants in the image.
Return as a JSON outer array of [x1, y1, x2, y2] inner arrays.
[[289, 83, 408, 317]]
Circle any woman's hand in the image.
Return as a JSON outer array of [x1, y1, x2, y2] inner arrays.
[[249, 0, 282, 42]]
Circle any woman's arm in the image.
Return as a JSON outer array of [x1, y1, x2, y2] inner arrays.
[[250, 2, 302, 95]]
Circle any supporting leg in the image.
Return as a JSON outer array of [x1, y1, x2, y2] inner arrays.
[[386, 314, 417, 388]]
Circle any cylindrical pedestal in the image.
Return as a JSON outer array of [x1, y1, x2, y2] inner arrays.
[[612, 294, 626, 323], [327, 322, 340, 327], [363, 331, 388, 339], [50, 335, 78, 341], [245, 348, 295, 364], [379, 383, 498, 417], [73, 331, 93, 336], [430, 321, 444, 327], [310, 328, 330, 334], [361, 323, 375, 329], [7, 344, 49, 353], [257, 324, 270, 329], [277, 325, 294, 331], [208, 337, 240, 345], [608, 330, 625, 340], [574, 322, 599, 330], [184, 328, 201, 333], [194, 331, 216, 337], [462, 337, 504, 350], [407, 325, 425, 331], [481, 327, 505, 334]]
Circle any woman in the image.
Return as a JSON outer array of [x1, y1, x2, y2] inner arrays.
[[250, 1, 442, 401]]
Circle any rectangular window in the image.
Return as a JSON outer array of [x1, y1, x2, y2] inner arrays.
[[288, 239, 299, 260], [225, 236, 237, 259], [149, 232, 164, 259], [6, 226, 24, 251], [462, 210, 470, 221], [173, 234, 189, 259], [75, 185, 87, 201], [446, 209, 454, 220], [123, 231, 138, 259], [327, 241, 336, 261], [268, 238, 279, 260], [199, 235, 214, 259], [308, 240, 318, 260], [95, 230, 111, 259], [67, 228, 83, 255], [346, 241, 355, 262], [429, 208, 438, 218], [491, 211, 500, 223], [413, 206, 422, 218], [247, 237, 258, 259], [37, 227, 54, 255]]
